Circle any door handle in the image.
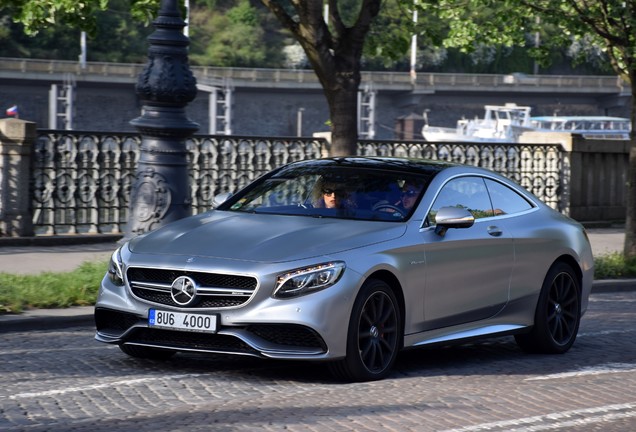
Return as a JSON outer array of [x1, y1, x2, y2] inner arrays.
[[487, 226, 503, 237]]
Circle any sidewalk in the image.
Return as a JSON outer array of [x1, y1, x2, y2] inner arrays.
[[0, 228, 634, 333], [0, 234, 120, 274]]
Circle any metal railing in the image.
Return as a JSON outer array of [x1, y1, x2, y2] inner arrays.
[[0, 57, 627, 92], [31, 131, 565, 235]]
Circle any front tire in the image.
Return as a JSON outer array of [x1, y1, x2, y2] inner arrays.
[[515, 262, 581, 354], [329, 279, 401, 382]]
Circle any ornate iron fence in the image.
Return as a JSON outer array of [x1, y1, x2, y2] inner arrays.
[[32, 131, 564, 235]]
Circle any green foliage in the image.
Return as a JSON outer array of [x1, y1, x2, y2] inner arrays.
[[395, 0, 626, 76], [0, 0, 152, 62], [227, 0, 258, 26], [6, 0, 106, 36], [364, 0, 413, 64], [89, 0, 153, 63], [128, 0, 161, 25], [189, 0, 286, 67], [594, 252, 636, 280], [0, 0, 621, 74], [0, 261, 108, 314], [521, 0, 635, 82]]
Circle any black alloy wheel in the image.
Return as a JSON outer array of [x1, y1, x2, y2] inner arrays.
[[515, 262, 581, 354], [329, 279, 401, 382]]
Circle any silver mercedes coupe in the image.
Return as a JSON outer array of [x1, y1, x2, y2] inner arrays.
[[95, 157, 594, 381]]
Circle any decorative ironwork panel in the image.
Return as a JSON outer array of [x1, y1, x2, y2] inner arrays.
[[186, 136, 324, 214], [33, 131, 141, 235]]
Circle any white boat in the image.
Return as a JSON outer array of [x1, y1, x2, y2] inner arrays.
[[422, 103, 533, 143], [530, 116, 631, 140], [422, 103, 632, 142]]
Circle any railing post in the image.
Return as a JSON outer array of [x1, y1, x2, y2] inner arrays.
[[0, 118, 36, 237], [125, 0, 199, 239]]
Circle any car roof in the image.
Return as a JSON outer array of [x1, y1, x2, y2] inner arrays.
[[283, 157, 457, 176], [281, 157, 532, 200]]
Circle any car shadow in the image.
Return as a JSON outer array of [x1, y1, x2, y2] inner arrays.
[[116, 333, 616, 384]]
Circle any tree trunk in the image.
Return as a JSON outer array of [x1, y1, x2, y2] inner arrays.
[[624, 77, 636, 258], [325, 72, 361, 156]]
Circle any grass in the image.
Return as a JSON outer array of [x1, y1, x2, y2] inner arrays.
[[0, 260, 108, 314], [0, 253, 634, 315]]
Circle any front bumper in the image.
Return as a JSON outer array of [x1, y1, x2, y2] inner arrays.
[[94, 250, 363, 360], [94, 307, 329, 359]]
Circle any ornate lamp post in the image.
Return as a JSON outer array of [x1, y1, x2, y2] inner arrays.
[[126, 0, 199, 239]]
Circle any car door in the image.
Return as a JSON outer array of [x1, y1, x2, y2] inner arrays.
[[421, 176, 514, 330]]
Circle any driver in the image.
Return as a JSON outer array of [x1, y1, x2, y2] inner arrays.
[[373, 180, 423, 214], [398, 181, 422, 210]]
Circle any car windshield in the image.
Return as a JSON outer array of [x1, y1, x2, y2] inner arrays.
[[218, 165, 433, 221]]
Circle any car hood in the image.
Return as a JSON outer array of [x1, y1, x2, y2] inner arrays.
[[127, 211, 407, 263]]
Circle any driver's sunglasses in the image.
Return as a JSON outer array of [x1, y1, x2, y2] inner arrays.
[[402, 190, 418, 197], [323, 188, 345, 196]]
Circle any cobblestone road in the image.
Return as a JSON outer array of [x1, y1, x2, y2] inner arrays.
[[1, 290, 635, 432]]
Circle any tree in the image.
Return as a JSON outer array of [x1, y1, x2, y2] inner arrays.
[[258, 0, 381, 156]]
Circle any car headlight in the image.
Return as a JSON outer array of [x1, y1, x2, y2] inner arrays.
[[274, 261, 345, 299], [107, 247, 124, 286]]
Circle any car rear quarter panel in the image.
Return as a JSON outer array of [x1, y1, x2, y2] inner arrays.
[[505, 209, 594, 321]]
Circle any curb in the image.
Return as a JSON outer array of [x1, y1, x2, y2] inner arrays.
[[1, 280, 634, 334], [0, 306, 95, 334], [591, 278, 636, 293]]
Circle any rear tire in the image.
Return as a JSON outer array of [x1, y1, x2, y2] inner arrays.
[[515, 262, 581, 354], [329, 279, 401, 382], [119, 344, 176, 360]]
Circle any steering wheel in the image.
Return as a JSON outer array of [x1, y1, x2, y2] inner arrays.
[[373, 203, 405, 217]]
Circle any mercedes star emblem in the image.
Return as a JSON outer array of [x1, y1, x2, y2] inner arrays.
[[170, 275, 197, 306]]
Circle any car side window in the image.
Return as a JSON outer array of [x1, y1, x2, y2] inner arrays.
[[428, 176, 494, 225], [484, 178, 534, 215]]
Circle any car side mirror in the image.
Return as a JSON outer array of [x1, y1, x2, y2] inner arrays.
[[212, 192, 233, 208], [434, 206, 475, 236]]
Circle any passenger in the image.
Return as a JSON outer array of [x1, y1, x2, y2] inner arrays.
[[311, 177, 355, 209]]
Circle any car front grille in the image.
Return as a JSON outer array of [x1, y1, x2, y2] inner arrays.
[[247, 324, 327, 349], [127, 267, 258, 309]]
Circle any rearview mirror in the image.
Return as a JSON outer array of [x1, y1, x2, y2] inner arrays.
[[212, 192, 233, 208]]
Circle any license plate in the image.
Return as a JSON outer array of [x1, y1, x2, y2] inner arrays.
[[148, 309, 218, 333]]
